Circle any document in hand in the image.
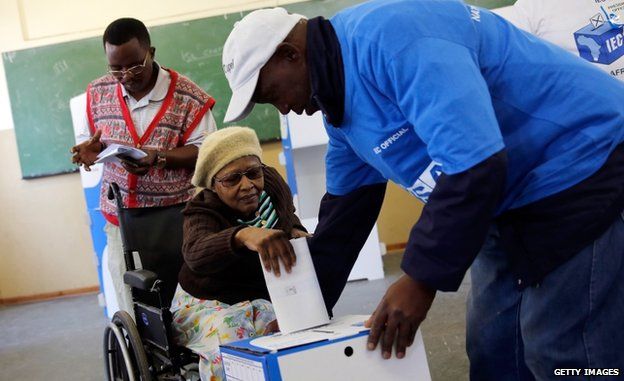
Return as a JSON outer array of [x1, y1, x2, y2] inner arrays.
[[95, 143, 148, 164], [262, 237, 329, 334]]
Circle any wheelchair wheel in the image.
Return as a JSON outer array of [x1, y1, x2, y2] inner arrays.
[[104, 310, 152, 381]]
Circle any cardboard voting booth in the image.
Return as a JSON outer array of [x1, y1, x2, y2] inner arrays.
[[220, 315, 431, 381]]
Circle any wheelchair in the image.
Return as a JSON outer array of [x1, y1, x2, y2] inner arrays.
[[103, 183, 199, 381]]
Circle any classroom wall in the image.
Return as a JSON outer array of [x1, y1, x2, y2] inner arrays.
[[0, 0, 422, 302]]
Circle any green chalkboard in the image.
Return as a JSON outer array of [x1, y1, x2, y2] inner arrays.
[[2, 0, 515, 179], [4, 38, 103, 178]]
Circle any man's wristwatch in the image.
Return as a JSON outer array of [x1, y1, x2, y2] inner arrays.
[[155, 151, 167, 169]]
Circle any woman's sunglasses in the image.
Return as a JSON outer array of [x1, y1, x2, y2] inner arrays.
[[213, 164, 265, 187]]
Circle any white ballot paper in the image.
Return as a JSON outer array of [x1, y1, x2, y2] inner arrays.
[[262, 237, 329, 334], [250, 315, 369, 351], [95, 143, 147, 164]]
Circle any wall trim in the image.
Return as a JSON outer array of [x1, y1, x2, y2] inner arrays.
[[0, 285, 99, 305]]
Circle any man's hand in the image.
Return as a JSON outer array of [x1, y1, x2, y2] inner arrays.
[[70, 129, 102, 171], [120, 149, 157, 176], [235, 227, 297, 276], [365, 275, 436, 359]]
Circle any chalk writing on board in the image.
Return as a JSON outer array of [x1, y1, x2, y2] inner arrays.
[[4, 52, 16, 64], [181, 47, 223, 64], [53, 60, 69, 76]]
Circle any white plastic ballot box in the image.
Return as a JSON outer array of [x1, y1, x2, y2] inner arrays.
[[219, 315, 431, 381]]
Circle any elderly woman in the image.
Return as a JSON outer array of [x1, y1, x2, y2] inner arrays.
[[170, 126, 307, 381]]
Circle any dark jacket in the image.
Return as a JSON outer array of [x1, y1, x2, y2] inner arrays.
[[178, 166, 305, 304]]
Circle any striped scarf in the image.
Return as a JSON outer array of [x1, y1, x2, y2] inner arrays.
[[236, 191, 279, 229]]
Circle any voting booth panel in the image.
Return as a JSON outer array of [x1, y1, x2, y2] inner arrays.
[[300, 217, 385, 283], [70, 93, 118, 318], [280, 111, 385, 282]]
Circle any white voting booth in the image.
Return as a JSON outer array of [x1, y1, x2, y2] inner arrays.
[[70, 93, 120, 318], [280, 111, 385, 281]]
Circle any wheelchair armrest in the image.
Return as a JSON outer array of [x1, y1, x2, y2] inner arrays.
[[123, 269, 160, 291]]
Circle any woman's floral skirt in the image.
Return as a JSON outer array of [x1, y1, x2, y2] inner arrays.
[[170, 285, 275, 381]]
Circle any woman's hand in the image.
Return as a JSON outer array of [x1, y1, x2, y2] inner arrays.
[[234, 227, 296, 276], [290, 228, 311, 239], [265, 319, 280, 334]]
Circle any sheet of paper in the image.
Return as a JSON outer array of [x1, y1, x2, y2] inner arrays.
[[249, 314, 371, 351], [95, 143, 147, 164], [315, 314, 370, 335], [262, 237, 329, 334]]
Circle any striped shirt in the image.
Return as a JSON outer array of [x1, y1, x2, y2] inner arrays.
[[236, 191, 279, 229]]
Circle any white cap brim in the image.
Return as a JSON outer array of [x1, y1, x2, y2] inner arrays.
[[223, 70, 260, 123]]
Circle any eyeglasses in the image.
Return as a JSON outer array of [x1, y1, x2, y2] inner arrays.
[[108, 52, 150, 78], [214, 164, 265, 187]]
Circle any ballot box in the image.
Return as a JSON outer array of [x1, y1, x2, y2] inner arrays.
[[574, 20, 624, 65], [219, 315, 431, 381]]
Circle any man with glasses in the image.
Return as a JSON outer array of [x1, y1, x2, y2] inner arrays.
[[71, 18, 216, 315]]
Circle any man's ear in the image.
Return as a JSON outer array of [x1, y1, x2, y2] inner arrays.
[[274, 42, 301, 62]]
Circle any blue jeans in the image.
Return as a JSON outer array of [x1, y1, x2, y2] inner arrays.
[[467, 211, 624, 380]]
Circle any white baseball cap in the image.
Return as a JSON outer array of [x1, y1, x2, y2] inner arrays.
[[222, 8, 306, 123]]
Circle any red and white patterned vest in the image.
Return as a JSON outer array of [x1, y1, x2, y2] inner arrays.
[[86, 69, 215, 225]]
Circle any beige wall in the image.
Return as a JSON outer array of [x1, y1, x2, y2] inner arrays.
[[0, 129, 96, 301], [0, 0, 422, 301]]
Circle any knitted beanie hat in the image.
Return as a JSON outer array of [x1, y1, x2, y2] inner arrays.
[[192, 126, 263, 190]]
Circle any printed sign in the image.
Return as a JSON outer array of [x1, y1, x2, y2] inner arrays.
[[575, 5, 624, 65]]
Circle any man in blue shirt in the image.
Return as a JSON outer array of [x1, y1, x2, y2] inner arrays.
[[222, 2, 624, 378]]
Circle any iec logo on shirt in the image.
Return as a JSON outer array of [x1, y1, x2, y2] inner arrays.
[[574, 15, 624, 65], [405, 161, 443, 204]]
